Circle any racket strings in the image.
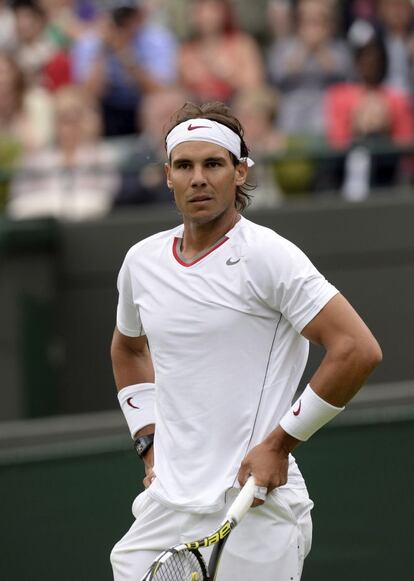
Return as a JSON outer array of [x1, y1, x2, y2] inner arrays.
[[150, 549, 206, 580]]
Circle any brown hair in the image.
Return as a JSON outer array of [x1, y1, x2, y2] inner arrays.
[[165, 101, 255, 211]]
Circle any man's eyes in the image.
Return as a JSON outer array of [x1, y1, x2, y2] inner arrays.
[[175, 161, 222, 169]]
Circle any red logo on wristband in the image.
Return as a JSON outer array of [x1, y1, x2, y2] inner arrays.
[[127, 397, 140, 409], [293, 400, 302, 416]]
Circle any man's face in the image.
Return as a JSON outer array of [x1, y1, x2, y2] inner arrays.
[[165, 141, 247, 224]]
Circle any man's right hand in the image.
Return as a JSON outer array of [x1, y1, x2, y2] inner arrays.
[[142, 447, 156, 488], [143, 467, 156, 489]]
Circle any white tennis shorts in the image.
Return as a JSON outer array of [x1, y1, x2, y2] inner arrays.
[[111, 485, 313, 581]]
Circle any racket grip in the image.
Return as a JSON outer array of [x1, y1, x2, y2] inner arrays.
[[226, 476, 256, 525]]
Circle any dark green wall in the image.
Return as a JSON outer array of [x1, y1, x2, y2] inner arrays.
[[1, 418, 412, 581]]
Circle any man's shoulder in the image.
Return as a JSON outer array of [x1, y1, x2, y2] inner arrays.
[[239, 217, 308, 267], [239, 217, 292, 249]]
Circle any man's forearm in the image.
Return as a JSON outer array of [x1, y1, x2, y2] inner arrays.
[[111, 330, 157, 440], [263, 425, 301, 455], [111, 341, 155, 390], [300, 293, 382, 408], [305, 339, 382, 407]]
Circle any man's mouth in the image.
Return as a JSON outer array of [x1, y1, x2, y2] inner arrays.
[[188, 194, 213, 203]]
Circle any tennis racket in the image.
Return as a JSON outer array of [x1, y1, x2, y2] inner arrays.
[[140, 476, 256, 581]]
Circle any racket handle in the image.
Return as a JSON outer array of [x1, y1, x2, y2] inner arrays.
[[226, 476, 256, 525]]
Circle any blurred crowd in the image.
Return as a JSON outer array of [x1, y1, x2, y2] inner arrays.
[[1, 0, 414, 220]]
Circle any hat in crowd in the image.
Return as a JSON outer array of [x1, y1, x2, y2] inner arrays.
[[347, 19, 378, 49]]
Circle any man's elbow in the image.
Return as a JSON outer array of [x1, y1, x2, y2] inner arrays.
[[336, 334, 382, 376], [358, 337, 383, 375]]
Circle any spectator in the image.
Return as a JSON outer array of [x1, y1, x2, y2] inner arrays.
[[114, 87, 188, 208], [0, 0, 16, 51], [72, 1, 177, 137], [326, 22, 414, 149], [7, 85, 119, 220], [0, 48, 53, 147], [340, 0, 378, 33], [177, 0, 264, 103], [266, 0, 294, 43], [325, 22, 414, 199], [39, 0, 99, 48], [231, 86, 285, 207], [13, 0, 72, 91], [377, 0, 414, 96], [267, 0, 352, 136], [0, 51, 53, 212], [73, 0, 99, 22], [232, 84, 321, 200], [0, 52, 26, 148], [0, 51, 22, 211]]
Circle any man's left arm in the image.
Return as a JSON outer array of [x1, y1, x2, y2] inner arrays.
[[239, 293, 382, 504], [299, 292, 382, 406]]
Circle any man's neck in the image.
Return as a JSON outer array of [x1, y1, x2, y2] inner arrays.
[[181, 212, 240, 260]]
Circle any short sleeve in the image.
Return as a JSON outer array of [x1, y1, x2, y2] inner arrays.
[[263, 236, 338, 333], [116, 256, 144, 337]]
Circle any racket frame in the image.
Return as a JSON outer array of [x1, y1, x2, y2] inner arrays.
[[141, 477, 256, 581]]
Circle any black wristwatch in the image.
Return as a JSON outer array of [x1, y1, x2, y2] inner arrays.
[[134, 433, 154, 460]]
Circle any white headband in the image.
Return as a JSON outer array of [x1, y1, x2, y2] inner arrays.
[[166, 119, 254, 167]]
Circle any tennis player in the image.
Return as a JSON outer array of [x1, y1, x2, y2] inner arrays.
[[110, 101, 382, 580]]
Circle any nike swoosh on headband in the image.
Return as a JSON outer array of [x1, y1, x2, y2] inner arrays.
[[188, 123, 211, 131]]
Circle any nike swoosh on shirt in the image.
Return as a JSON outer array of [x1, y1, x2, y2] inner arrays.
[[187, 123, 211, 131], [226, 257, 241, 265]]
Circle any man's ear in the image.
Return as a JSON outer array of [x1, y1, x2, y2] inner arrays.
[[235, 160, 248, 186], [164, 163, 173, 189]]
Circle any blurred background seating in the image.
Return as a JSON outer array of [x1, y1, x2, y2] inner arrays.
[[7, 84, 120, 220], [177, 0, 264, 103], [113, 86, 189, 208], [266, 0, 353, 138], [71, 0, 177, 136], [0, 0, 414, 214]]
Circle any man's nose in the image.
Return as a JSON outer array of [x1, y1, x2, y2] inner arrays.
[[190, 165, 207, 187]]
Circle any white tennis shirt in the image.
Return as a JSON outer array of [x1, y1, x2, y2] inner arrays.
[[116, 216, 338, 512]]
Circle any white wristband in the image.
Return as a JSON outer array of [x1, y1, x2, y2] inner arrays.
[[279, 384, 344, 441], [117, 383, 156, 439]]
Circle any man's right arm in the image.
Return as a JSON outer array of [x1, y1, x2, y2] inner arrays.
[[111, 326, 154, 392], [111, 327, 156, 483]]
